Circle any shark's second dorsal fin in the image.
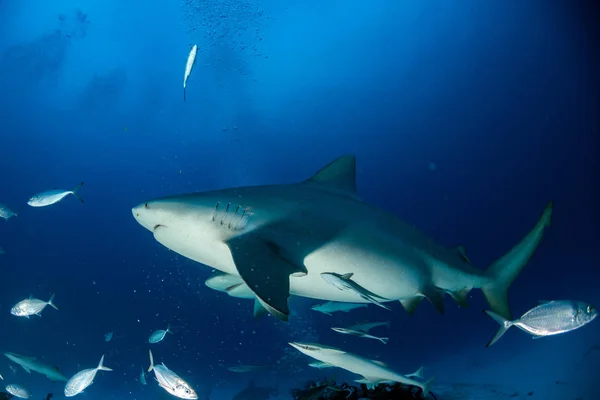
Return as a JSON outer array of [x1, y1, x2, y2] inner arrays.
[[341, 273, 354, 280], [307, 155, 356, 194]]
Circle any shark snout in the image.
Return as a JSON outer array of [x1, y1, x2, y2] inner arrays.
[[132, 202, 159, 232]]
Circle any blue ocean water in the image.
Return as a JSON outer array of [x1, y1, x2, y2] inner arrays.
[[0, 1, 598, 399]]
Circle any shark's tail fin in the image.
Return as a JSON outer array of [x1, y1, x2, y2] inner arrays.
[[47, 294, 58, 310], [481, 201, 553, 320], [421, 376, 435, 397], [70, 182, 84, 203]]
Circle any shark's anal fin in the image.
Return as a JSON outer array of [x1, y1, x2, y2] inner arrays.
[[449, 287, 471, 308], [399, 297, 424, 315], [227, 234, 306, 322]]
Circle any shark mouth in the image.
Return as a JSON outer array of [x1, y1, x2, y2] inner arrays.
[[211, 201, 252, 231], [289, 343, 320, 352], [153, 224, 167, 232]]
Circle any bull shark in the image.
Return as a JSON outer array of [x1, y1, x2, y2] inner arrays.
[[131, 155, 553, 321], [4, 352, 67, 382], [289, 342, 434, 396]]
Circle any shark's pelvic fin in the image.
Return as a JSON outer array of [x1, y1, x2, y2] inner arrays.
[[227, 233, 307, 322], [481, 201, 553, 320], [399, 297, 424, 315], [307, 155, 357, 195]]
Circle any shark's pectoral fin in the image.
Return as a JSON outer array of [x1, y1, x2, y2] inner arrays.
[[253, 299, 268, 319], [448, 288, 471, 308], [227, 234, 306, 322], [22, 365, 31, 374], [399, 297, 424, 315], [420, 286, 445, 315]]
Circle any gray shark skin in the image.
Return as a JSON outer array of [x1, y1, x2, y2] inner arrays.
[[4, 352, 67, 382], [132, 155, 553, 322]]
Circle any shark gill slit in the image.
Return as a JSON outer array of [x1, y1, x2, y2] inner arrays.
[[211, 202, 220, 221], [220, 202, 231, 225], [228, 205, 241, 229]]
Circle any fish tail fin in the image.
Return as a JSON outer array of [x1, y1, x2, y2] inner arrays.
[[481, 201, 553, 320], [379, 337, 389, 345], [97, 355, 113, 372], [484, 310, 514, 347], [148, 349, 154, 372], [71, 182, 84, 203], [47, 293, 58, 310], [166, 324, 174, 335], [421, 376, 435, 397]]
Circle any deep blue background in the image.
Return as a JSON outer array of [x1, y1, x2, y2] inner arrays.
[[0, 1, 598, 399]]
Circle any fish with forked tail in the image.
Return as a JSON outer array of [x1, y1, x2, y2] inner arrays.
[[27, 183, 84, 207]]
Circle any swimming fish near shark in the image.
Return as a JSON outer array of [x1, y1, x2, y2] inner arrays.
[[0, 204, 17, 220], [4, 352, 67, 382], [347, 321, 390, 333], [64, 355, 112, 397], [331, 327, 388, 344], [11, 294, 58, 318], [321, 272, 391, 310], [27, 183, 84, 207], [311, 301, 368, 316], [183, 45, 198, 102], [289, 342, 434, 397], [131, 155, 553, 322]]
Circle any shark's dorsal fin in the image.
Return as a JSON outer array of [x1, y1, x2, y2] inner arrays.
[[341, 273, 354, 280], [455, 245, 471, 264], [307, 155, 356, 194]]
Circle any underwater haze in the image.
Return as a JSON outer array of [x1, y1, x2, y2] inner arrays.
[[0, 1, 599, 400]]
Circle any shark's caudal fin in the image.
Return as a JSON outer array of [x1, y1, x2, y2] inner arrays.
[[483, 310, 514, 347], [421, 376, 435, 397], [481, 201, 553, 320], [71, 182, 84, 203]]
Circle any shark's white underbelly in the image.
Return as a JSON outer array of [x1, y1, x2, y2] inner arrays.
[[154, 225, 424, 303]]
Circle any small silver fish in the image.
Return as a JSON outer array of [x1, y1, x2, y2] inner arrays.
[[11, 294, 58, 318], [27, 183, 84, 207], [140, 367, 147, 385], [321, 272, 391, 310], [105, 332, 113, 342], [0, 372, 3, 380], [64, 355, 112, 397], [348, 321, 390, 333], [227, 365, 265, 373], [148, 350, 197, 399], [311, 301, 368, 316], [0, 204, 17, 220], [308, 361, 335, 369], [183, 45, 198, 102], [485, 300, 598, 347], [331, 327, 389, 344], [149, 324, 173, 344], [5, 383, 31, 399]]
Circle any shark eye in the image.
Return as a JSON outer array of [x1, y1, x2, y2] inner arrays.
[[144, 203, 150, 209]]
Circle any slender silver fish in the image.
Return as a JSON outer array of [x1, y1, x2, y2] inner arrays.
[[148, 350, 197, 399], [321, 272, 391, 310], [348, 321, 390, 333], [11, 294, 58, 318], [0, 204, 17, 220], [149, 324, 173, 344], [5, 384, 31, 399], [64, 355, 112, 397], [484, 300, 598, 347], [311, 301, 368, 316], [331, 327, 388, 344], [308, 361, 335, 369], [27, 183, 84, 207], [183, 45, 198, 102]]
